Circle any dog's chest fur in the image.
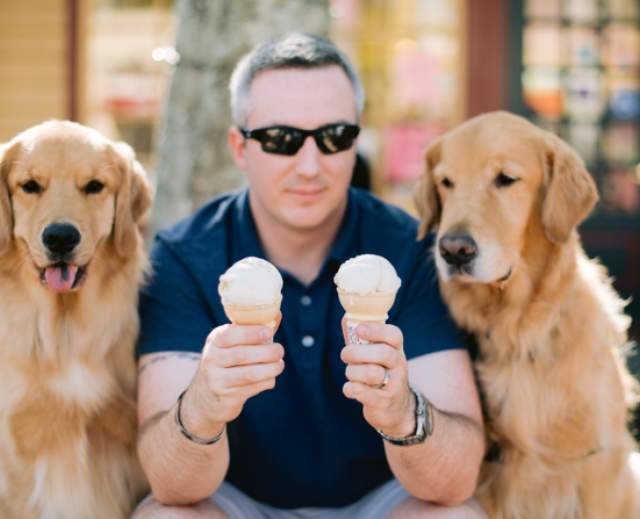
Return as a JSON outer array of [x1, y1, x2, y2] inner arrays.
[[0, 272, 145, 518], [440, 250, 637, 518]]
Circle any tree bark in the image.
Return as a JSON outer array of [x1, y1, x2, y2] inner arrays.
[[152, 0, 329, 232]]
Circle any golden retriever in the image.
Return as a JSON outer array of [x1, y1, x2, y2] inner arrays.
[[0, 121, 151, 518], [414, 111, 640, 518]]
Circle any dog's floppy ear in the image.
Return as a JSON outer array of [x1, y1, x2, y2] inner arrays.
[[542, 134, 598, 243], [414, 137, 442, 239], [0, 141, 19, 255], [109, 142, 153, 257]]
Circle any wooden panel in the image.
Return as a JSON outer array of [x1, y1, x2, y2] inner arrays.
[[0, 65, 65, 83], [0, 15, 65, 33], [0, 0, 62, 13], [0, 40, 66, 63], [0, 0, 68, 141]]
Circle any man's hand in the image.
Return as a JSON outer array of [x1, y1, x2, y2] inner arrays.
[[340, 320, 416, 437], [180, 316, 285, 437]]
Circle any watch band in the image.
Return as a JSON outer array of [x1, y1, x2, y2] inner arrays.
[[175, 389, 226, 445], [377, 386, 434, 446]]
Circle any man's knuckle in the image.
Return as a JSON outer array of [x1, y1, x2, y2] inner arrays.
[[215, 325, 235, 347], [391, 326, 403, 345], [268, 344, 282, 361], [242, 368, 258, 384], [270, 363, 282, 377], [217, 385, 232, 397], [206, 328, 219, 344], [209, 348, 226, 366], [246, 366, 263, 383], [383, 350, 395, 366], [230, 348, 247, 365]]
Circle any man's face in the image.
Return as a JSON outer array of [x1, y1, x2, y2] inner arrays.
[[230, 66, 358, 233]]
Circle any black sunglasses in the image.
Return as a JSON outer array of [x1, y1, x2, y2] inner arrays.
[[240, 123, 360, 156]]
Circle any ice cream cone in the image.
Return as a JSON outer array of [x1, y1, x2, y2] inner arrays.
[[337, 289, 397, 344], [223, 295, 282, 329], [337, 289, 396, 322], [218, 257, 283, 333], [334, 254, 401, 345]]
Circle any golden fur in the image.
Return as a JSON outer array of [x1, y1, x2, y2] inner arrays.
[[0, 121, 151, 518], [414, 111, 640, 518]]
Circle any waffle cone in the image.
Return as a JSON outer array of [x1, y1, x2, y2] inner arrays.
[[223, 295, 281, 327], [337, 289, 396, 322]]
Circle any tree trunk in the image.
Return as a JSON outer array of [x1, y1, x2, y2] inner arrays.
[[152, 0, 330, 232]]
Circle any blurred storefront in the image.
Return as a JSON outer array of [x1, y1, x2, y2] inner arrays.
[[510, 0, 640, 338], [2, 0, 505, 203], [3, 0, 635, 211], [515, 0, 640, 214], [331, 0, 510, 211], [331, 0, 468, 210], [82, 0, 174, 167], [0, 0, 174, 169], [1, 0, 637, 334]]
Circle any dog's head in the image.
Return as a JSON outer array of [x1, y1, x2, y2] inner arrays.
[[0, 121, 152, 293], [414, 111, 598, 285]]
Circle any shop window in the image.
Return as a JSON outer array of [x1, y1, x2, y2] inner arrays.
[[520, 0, 640, 215], [83, 0, 174, 169], [331, 0, 466, 210]]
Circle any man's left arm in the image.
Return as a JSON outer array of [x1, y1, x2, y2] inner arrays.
[[341, 323, 485, 505]]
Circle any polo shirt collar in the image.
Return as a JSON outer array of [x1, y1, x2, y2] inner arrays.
[[232, 187, 360, 281]]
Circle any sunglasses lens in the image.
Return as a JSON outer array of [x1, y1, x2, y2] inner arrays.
[[316, 125, 359, 154], [258, 128, 303, 155], [245, 124, 360, 155]]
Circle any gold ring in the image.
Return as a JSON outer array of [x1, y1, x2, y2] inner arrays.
[[376, 368, 390, 390]]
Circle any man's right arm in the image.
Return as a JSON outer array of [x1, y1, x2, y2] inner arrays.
[[136, 323, 284, 505], [137, 350, 230, 505]]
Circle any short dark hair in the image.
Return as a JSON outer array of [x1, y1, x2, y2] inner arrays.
[[229, 32, 364, 125]]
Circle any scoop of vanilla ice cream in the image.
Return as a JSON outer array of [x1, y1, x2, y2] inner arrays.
[[218, 257, 283, 306], [334, 254, 401, 295]]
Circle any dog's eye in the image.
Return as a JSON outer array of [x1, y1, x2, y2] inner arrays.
[[441, 177, 454, 189], [83, 180, 104, 195], [21, 180, 43, 194], [495, 172, 519, 188]]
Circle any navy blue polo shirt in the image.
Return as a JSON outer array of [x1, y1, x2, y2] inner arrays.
[[137, 187, 464, 509]]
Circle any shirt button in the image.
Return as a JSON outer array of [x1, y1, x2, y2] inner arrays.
[[300, 295, 312, 306], [301, 335, 315, 348]]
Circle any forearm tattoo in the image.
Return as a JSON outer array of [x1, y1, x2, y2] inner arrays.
[[138, 351, 201, 374]]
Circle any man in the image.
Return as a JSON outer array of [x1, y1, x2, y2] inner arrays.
[[134, 33, 486, 518]]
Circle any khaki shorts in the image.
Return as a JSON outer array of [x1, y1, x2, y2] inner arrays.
[[214, 479, 409, 519], [139, 479, 409, 519]]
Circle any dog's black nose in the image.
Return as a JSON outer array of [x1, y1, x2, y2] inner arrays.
[[42, 223, 81, 256], [439, 233, 478, 267]]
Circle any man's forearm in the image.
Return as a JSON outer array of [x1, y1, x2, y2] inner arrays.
[[384, 405, 485, 505], [137, 402, 230, 505]]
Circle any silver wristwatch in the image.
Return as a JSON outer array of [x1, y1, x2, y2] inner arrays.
[[377, 386, 433, 446]]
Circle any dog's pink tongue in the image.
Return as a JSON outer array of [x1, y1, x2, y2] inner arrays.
[[44, 264, 78, 293]]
